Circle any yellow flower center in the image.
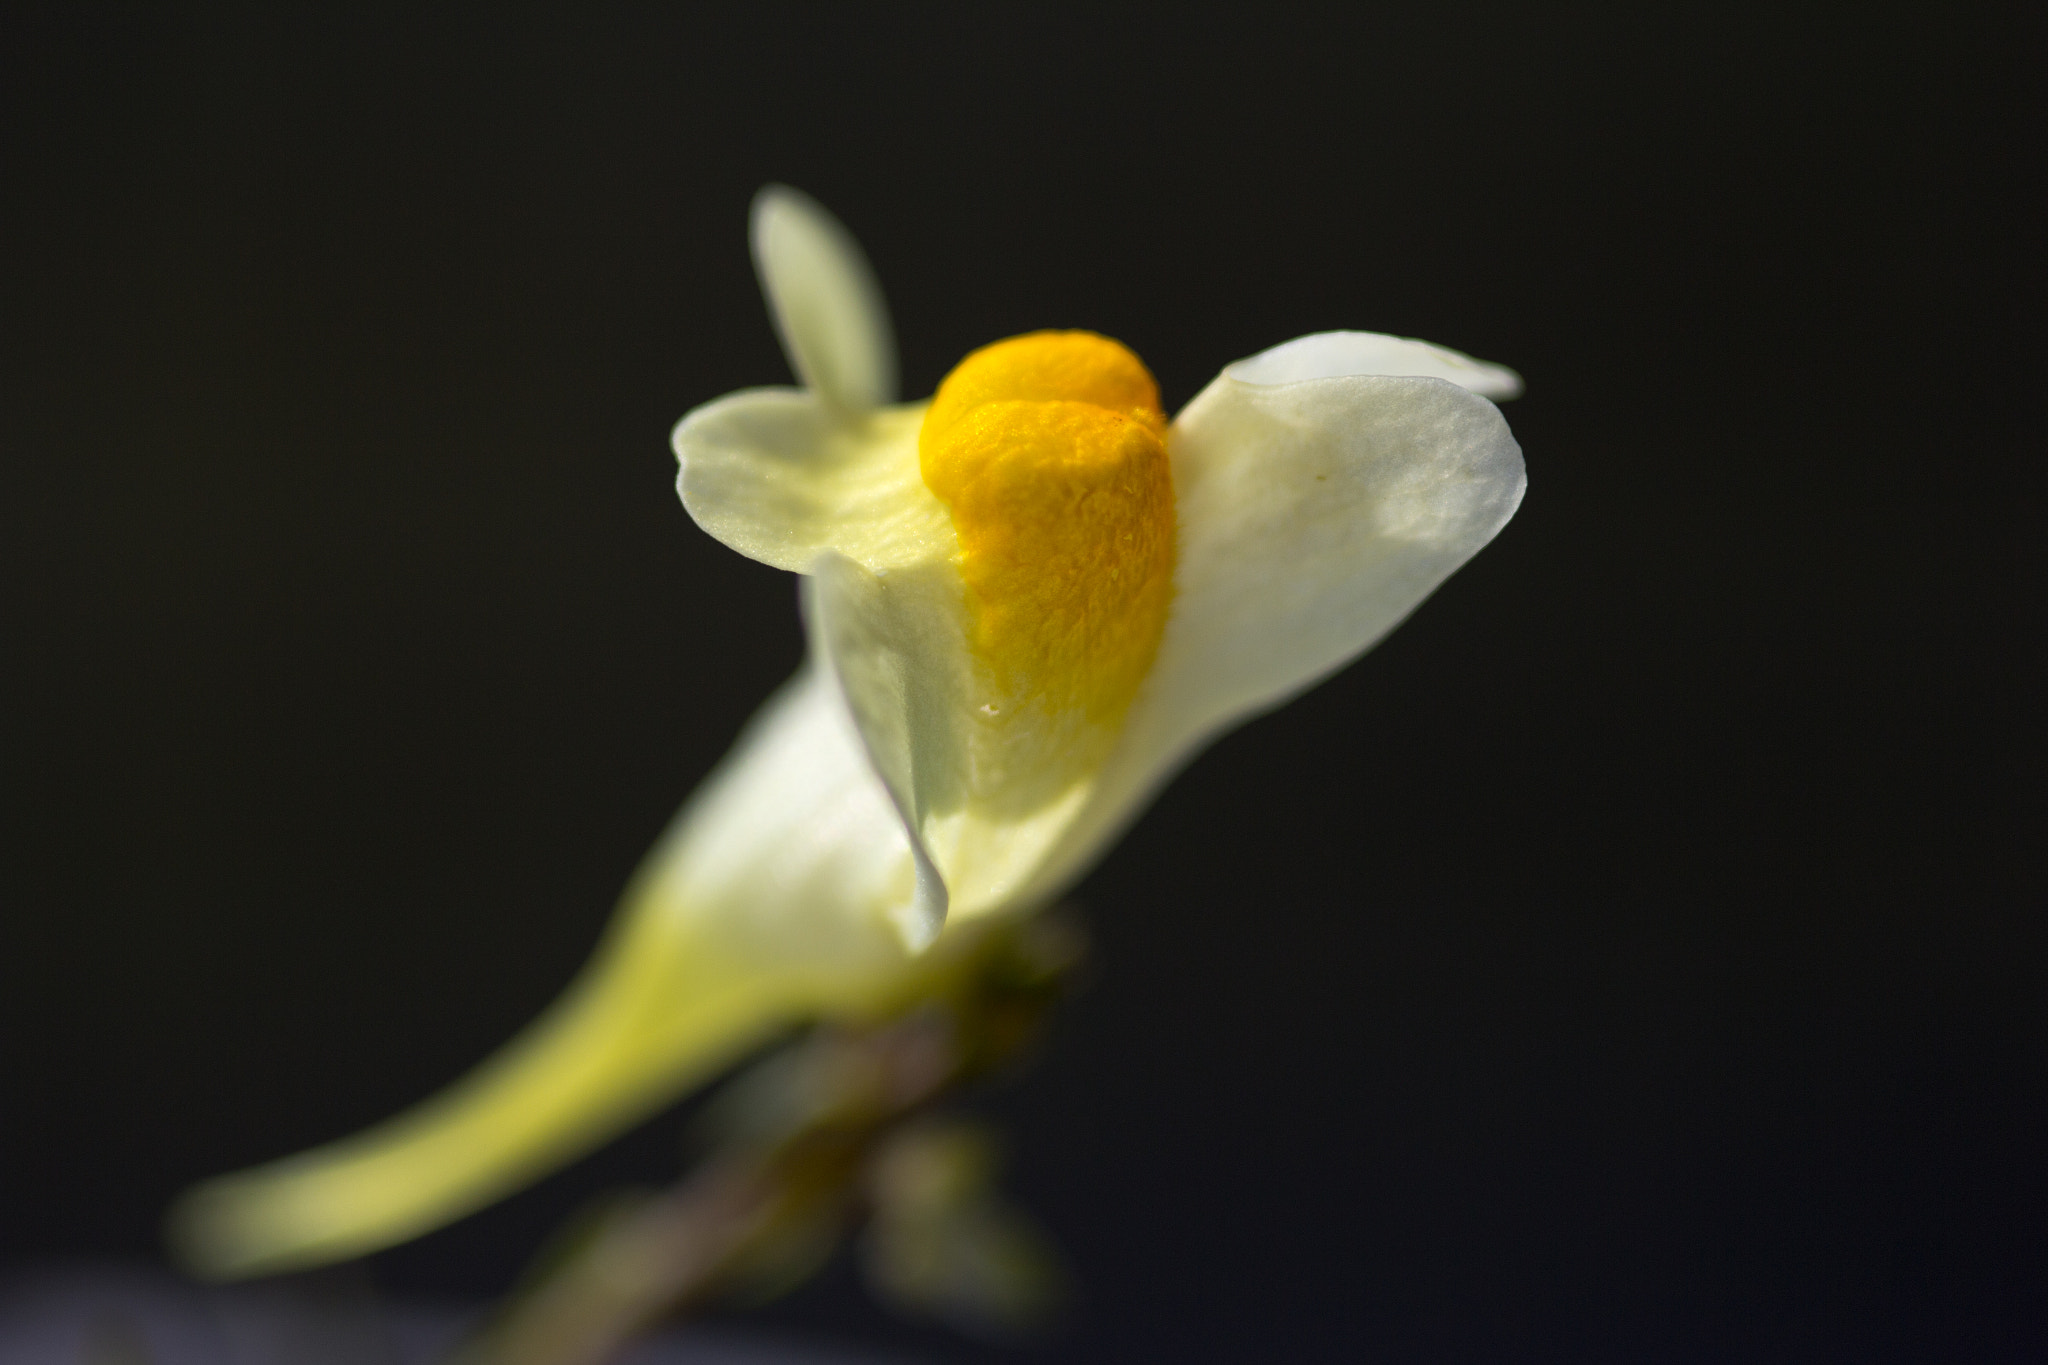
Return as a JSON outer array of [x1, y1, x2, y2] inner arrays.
[[919, 331, 1176, 726]]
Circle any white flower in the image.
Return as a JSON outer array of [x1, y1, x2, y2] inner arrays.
[[172, 186, 1526, 1278]]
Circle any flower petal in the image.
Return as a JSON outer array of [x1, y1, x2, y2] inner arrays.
[[170, 667, 920, 1278], [1024, 346, 1526, 896], [805, 552, 953, 950], [1228, 330, 1524, 400], [672, 389, 949, 574], [804, 551, 1098, 933], [751, 185, 898, 413], [658, 663, 931, 978]]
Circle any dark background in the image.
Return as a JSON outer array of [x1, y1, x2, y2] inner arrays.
[[4, 4, 2042, 1361]]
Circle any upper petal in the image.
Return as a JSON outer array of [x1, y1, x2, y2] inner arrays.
[[673, 389, 951, 573], [752, 185, 899, 413], [1022, 336, 1526, 897]]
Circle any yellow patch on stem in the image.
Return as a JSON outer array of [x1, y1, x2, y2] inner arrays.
[[920, 331, 1175, 724]]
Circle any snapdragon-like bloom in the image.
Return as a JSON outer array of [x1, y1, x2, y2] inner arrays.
[[172, 187, 1526, 1278]]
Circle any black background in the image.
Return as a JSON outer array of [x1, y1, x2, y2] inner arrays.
[[3, 4, 2042, 1361]]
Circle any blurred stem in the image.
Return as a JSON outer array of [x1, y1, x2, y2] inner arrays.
[[448, 909, 1083, 1365]]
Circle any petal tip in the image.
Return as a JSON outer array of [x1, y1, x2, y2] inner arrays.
[[892, 846, 951, 954], [748, 185, 898, 413], [162, 1179, 263, 1282]]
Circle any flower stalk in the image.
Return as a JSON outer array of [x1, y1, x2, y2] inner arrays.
[[450, 914, 1083, 1365]]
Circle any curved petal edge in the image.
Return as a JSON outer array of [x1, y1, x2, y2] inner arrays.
[[1228, 330, 1523, 400]]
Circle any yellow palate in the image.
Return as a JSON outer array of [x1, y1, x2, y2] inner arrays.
[[920, 331, 1176, 725]]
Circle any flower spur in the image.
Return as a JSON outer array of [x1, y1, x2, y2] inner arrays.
[[172, 186, 1526, 1278]]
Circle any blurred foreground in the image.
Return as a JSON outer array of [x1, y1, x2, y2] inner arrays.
[[0, 1268, 917, 1365]]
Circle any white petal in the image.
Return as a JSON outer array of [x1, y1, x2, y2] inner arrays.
[[1024, 360, 1525, 897], [803, 551, 1100, 931], [804, 553, 953, 950], [1229, 330, 1524, 400], [1160, 367, 1524, 742], [657, 662, 931, 975], [672, 389, 949, 574], [751, 185, 898, 413]]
